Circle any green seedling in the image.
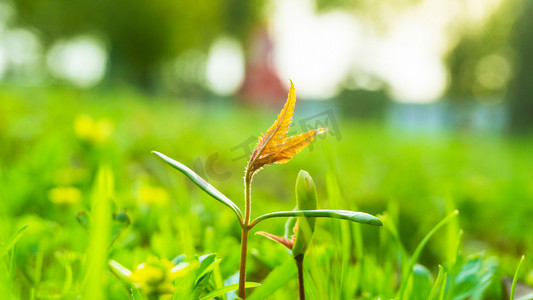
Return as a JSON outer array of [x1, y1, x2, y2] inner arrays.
[[153, 81, 382, 298], [256, 170, 319, 300]]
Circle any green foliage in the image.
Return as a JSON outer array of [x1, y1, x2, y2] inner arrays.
[[0, 225, 28, 259], [511, 256, 526, 300], [83, 166, 113, 299], [248, 259, 297, 300], [0, 87, 531, 299], [397, 210, 459, 299]]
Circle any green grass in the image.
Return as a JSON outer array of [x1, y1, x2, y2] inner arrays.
[[1, 86, 532, 299]]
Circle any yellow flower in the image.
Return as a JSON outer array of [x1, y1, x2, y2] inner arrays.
[[110, 257, 192, 297], [48, 186, 82, 205], [138, 184, 169, 205], [74, 114, 113, 144]]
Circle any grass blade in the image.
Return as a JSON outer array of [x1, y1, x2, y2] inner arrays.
[[83, 166, 113, 299], [248, 259, 297, 300], [152, 151, 243, 223], [250, 209, 383, 227], [396, 210, 459, 300], [199, 282, 260, 300], [0, 224, 28, 258], [438, 274, 448, 300], [427, 265, 444, 300], [511, 255, 526, 300]]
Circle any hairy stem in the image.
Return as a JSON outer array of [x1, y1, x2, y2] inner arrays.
[[296, 258, 305, 300], [238, 176, 252, 299]]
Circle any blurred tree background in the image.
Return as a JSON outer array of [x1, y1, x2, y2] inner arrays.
[[9, 0, 263, 89], [3, 0, 531, 129]]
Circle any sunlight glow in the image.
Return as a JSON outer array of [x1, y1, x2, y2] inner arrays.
[[272, 0, 359, 99], [272, 0, 501, 103], [46, 36, 107, 88], [205, 37, 245, 96]]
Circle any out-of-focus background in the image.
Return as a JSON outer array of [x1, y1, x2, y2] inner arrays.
[[1, 0, 533, 298]]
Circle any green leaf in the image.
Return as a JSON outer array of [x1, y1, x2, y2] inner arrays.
[[427, 265, 445, 300], [248, 259, 297, 300], [83, 166, 114, 299], [411, 264, 432, 300], [250, 209, 383, 227], [0, 224, 28, 258], [448, 253, 497, 300], [396, 210, 459, 300], [199, 282, 260, 300], [195, 255, 221, 285], [511, 255, 526, 300], [439, 274, 448, 300], [191, 254, 222, 299], [152, 151, 243, 223], [131, 287, 146, 300]]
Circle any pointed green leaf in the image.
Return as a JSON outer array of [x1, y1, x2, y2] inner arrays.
[[152, 151, 243, 223], [199, 282, 260, 300], [191, 254, 222, 299], [248, 259, 297, 300], [511, 255, 526, 300], [396, 210, 459, 300], [131, 287, 146, 300], [83, 166, 113, 299], [250, 209, 383, 228], [0, 224, 28, 258], [411, 264, 432, 300], [427, 265, 445, 300]]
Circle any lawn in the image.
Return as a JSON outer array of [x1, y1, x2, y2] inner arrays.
[[1, 86, 532, 299]]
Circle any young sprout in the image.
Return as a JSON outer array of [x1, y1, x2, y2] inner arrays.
[[153, 80, 383, 299], [257, 170, 317, 300]]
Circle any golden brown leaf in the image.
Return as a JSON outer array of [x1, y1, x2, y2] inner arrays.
[[246, 81, 327, 178]]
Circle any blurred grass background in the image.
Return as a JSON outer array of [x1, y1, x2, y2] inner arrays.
[[1, 85, 532, 298]]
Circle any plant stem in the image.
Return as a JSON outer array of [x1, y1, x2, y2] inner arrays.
[[296, 258, 305, 300], [238, 227, 249, 299], [238, 176, 252, 299]]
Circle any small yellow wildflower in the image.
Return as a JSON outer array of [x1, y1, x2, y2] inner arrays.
[[74, 114, 113, 144], [110, 257, 191, 297], [48, 186, 82, 205], [138, 184, 169, 205]]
